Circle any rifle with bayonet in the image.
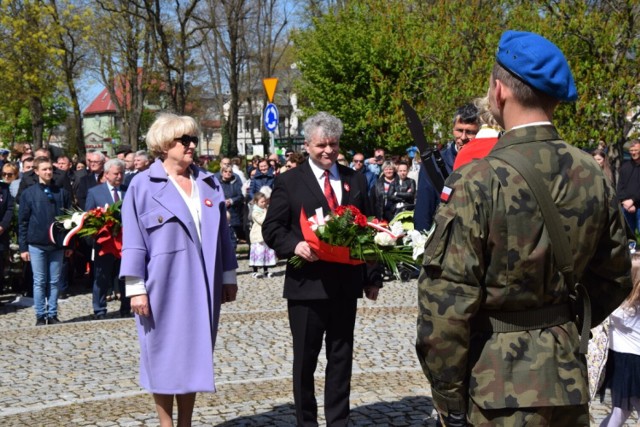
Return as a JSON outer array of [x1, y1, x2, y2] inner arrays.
[[401, 100, 449, 194]]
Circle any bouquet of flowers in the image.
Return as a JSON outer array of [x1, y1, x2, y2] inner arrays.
[[290, 205, 428, 278], [51, 201, 123, 258]]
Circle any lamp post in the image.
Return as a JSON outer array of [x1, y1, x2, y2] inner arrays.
[[203, 128, 213, 157]]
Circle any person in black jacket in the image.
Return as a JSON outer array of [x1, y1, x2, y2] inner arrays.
[[389, 161, 416, 216], [18, 157, 72, 326], [248, 158, 275, 200], [219, 165, 245, 247], [370, 161, 398, 222], [262, 112, 381, 427], [16, 147, 72, 204], [618, 139, 640, 233], [0, 181, 14, 293]]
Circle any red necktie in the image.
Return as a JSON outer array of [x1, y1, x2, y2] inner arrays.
[[112, 187, 120, 202], [323, 170, 339, 211]]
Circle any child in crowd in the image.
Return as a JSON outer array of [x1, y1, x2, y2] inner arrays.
[[249, 188, 276, 278], [597, 251, 640, 426]]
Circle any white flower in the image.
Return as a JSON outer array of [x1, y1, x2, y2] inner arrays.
[[71, 212, 85, 225], [309, 215, 330, 231], [390, 221, 405, 237], [9, 243, 19, 251], [63, 219, 74, 230], [404, 229, 428, 260], [374, 232, 397, 247]]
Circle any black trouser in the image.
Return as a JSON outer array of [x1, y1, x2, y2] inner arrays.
[[287, 298, 358, 427]]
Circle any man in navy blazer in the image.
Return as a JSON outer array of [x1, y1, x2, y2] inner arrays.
[[263, 112, 382, 427], [85, 158, 129, 318]]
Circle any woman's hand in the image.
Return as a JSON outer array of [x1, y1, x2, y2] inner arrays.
[[131, 294, 150, 317]]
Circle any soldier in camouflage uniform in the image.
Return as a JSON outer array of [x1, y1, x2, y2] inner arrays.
[[416, 30, 632, 426]]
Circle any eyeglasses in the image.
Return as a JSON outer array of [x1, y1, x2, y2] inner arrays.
[[454, 128, 478, 137], [353, 159, 364, 163], [175, 134, 199, 148], [43, 186, 54, 202], [337, 158, 346, 162], [2, 173, 14, 177]]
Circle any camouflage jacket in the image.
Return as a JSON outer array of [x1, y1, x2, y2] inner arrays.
[[416, 125, 631, 416]]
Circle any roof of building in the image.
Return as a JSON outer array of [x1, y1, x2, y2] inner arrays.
[[83, 88, 116, 115]]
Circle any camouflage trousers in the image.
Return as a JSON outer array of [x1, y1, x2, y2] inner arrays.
[[467, 403, 589, 426]]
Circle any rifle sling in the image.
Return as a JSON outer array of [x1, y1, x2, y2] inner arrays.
[[486, 149, 591, 354]]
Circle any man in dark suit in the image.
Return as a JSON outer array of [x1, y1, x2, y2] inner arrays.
[[85, 158, 129, 319], [0, 181, 14, 293], [262, 112, 382, 427], [75, 149, 105, 210], [413, 103, 479, 232]]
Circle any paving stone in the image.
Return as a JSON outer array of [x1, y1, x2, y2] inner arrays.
[[0, 257, 635, 425]]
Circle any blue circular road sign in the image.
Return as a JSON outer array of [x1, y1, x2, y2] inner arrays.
[[264, 103, 279, 132]]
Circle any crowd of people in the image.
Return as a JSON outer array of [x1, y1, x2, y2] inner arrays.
[[0, 143, 152, 325], [2, 28, 640, 427]]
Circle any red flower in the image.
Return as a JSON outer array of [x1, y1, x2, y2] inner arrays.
[[346, 205, 362, 217], [334, 206, 348, 216], [354, 214, 368, 227]]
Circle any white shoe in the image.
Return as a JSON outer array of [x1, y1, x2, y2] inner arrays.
[[265, 272, 273, 278], [252, 272, 263, 279]]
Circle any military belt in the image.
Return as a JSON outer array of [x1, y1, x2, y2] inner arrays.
[[474, 303, 573, 333]]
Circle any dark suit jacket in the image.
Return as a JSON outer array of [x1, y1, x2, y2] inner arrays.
[[85, 183, 125, 253], [75, 172, 101, 210], [85, 182, 125, 211], [413, 142, 457, 231], [0, 182, 14, 251], [262, 160, 378, 300]]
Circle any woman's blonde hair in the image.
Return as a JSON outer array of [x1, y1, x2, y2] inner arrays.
[[474, 93, 501, 129], [624, 252, 640, 313], [2, 163, 18, 182], [146, 113, 199, 158]]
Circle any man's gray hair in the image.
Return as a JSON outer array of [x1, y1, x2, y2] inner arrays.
[[104, 158, 125, 172], [135, 150, 150, 161], [87, 149, 105, 162], [303, 112, 343, 141]]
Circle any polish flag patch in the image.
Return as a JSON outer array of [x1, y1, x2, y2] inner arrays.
[[440, 186, 453, 203]]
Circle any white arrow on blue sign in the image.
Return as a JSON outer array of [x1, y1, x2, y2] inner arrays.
[[264, 103, 279, 132]]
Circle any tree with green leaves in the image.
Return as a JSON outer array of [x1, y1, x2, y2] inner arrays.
[[48, 0, 92, 156], [0, 0, 64, 148], [507, 1, 640, 172], [293, 0, 639, 160], [293, 0, 503, 154]]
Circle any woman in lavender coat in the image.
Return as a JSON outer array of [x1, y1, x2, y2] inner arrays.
[[120, 113, 238, 426]]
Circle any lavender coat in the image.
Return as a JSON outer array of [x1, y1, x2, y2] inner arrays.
[[119, 159, 238, 394]]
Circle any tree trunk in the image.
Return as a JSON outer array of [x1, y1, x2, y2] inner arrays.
[[30, 96, 44, 149], [67, 80, 85, 156]]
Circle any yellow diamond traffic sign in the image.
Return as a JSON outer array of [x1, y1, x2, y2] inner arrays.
[[263, 78, 278, 103]]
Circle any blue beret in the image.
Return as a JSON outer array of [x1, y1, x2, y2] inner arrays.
[[496, 30, 577, 102]]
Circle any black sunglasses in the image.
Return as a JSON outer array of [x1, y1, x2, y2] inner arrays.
[[175, 134, 199, 148]]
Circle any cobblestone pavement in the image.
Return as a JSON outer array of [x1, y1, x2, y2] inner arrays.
[[0, 255, 634, 426]]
